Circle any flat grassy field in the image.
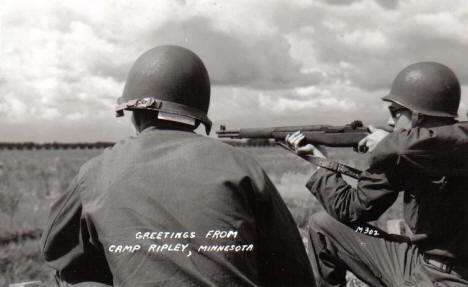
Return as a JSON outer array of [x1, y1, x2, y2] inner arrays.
[[0, 149, 102, 286], [0, 145, 402, 286]]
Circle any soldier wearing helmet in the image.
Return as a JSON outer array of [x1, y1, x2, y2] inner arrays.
[[115, 45, 212, 135], [41, 45, 314, 286], [287, 62, 468, 286], [360, 62, 460, 151]]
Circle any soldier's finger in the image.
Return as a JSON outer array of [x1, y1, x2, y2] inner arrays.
[[358, 137, 368, 153], [297, 134, 305, 143], [286, 133, 299, 145], [292, 137, 303, 148], [358, 137, 367, 148], [297, 144, 315, 155], [304, 144, 323, 158], [289, 132, 302, 144], [311, 146, 321, 157], [290, 131, 301, 139]]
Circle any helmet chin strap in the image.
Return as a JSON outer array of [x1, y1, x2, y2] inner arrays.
[[411, 112, 423, 127]]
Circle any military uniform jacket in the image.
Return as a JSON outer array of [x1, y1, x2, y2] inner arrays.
[[41, 127, 313, 286], [307, 123, 468, 263]]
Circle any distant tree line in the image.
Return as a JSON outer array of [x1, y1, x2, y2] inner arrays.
[[0, 142, 115, 150], [0, 139, 276, 150], [0, 228, 42, 245]]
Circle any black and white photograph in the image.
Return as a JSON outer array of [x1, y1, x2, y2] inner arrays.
[[1, 0, 468, 286]]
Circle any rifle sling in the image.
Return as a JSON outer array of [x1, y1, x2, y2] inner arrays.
[[276, 142, 362, 178], [302, 155, 362, 179]]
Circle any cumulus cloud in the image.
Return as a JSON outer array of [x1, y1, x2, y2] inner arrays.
[[0, 0, 467, 141], [286, 0, 468, 91], [319, 0, 399, 9], [0, 0, 319, 139], [374, 0, 399, 9], [147, 16, 322, 89]]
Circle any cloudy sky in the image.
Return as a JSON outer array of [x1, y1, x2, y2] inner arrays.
[[1, 0, 468, 141]]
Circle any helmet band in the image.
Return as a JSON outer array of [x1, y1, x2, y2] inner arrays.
[[115, 97, 212, 134]]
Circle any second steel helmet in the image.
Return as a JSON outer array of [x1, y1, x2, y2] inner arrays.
[[116, 45, 212, 134], [383, 62, 460, 118]]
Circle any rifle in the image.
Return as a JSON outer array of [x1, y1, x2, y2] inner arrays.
[[216, 120, 368, 178], [216, 120, 368, 147]]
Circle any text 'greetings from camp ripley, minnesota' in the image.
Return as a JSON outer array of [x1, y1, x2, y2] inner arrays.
[[108, 230, 254, 257]]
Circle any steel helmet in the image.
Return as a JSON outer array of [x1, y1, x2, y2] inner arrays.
[[116, 45, 212, 134], [383, 62, 460, 118]]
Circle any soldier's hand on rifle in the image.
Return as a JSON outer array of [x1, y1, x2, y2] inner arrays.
[[286, 131, 327, 158], [358, 125, 389, 153]]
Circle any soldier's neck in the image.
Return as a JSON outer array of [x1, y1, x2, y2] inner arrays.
[[140, 121, 195, 133]]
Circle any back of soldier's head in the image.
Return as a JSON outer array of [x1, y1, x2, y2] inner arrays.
[[116, 45, 212, 134]]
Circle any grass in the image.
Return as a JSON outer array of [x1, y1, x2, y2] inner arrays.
[[0, 145, 402, 286], [0, 150, 100, 286]]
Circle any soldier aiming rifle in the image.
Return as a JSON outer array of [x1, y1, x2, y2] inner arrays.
[[287, 62, 468, 286]]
